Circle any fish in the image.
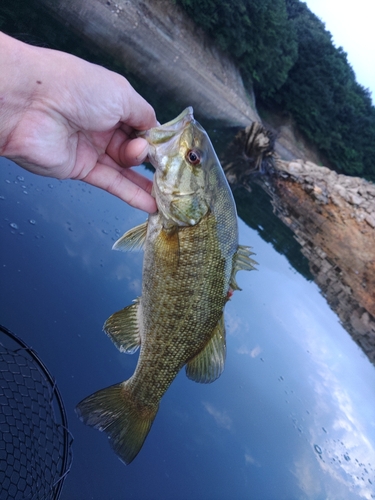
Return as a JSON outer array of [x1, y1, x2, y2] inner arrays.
[[76, 107, 256, 465]]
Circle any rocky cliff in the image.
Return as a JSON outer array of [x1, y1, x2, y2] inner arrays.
[[34, 0, 259, 126], [269, 160, 375, 363]]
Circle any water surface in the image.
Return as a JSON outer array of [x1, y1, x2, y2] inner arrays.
[[1, 156, 375, 499]]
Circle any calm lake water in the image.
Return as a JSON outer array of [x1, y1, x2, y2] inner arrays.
[[1, 146, 375, 499], [1, 1, 375, 494]]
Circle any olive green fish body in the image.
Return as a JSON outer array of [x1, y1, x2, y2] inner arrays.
[[132, 210, 233, 407], [76, 108, 256, 465]]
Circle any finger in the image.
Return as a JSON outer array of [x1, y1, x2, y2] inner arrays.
[[106, 129, 149, 167], [81, 162, 157, 213]]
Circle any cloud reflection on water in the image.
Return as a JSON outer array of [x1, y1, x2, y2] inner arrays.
[[234, 218, 375, 498], [202, 401, 233, 431], [278, 287, 375, 498]]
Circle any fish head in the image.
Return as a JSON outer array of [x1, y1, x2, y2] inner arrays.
[[139, 107, 213, 227]]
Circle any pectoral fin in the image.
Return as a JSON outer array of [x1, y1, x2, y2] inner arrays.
[[104, 300, 141, 354], [230, 245, 257, 291], [186, 314, 226, 383], [112, 221, 148, 252]]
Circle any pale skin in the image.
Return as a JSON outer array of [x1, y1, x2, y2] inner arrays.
[[0, 32, 158, 213]]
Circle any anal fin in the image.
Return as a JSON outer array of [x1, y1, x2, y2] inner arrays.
[[186, 314, 226, 384], [104, 299, 141, 354]]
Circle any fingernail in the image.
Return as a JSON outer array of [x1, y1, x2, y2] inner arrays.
[[136, 144, 148, 162]]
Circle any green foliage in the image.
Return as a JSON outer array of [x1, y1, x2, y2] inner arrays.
[[175, 0, 298, 98], [271, 0, 375, 180], [177, 0, 375, 181]]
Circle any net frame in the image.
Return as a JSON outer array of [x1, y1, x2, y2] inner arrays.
[[0, 324, 72, 500]]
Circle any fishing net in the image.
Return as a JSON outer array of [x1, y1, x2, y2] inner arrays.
[[0, 325, 72, 500]]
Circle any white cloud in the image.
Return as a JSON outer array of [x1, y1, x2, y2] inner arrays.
[[244, 451, 261, 467], [237, 344, 262, 358], [202, 401, 232, 430]]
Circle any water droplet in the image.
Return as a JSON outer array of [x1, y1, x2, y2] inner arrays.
[[9, 222, 18, 229], [5, 179, 10, 184], [28, 219, 36, 225], [68, 227, 73, 232], [102, 229, 108, 235], [23, 190, 28, 195], [0, 195, 5, 200], [48, 183, 54, 188], [322, 427, 327, 433], [17, 175, 24, 181], [344, 454, 350, 462], [278, 376, 284, 381], [314, 444, 322, 455]]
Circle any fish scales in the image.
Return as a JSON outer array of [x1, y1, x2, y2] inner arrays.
[[132, 213, 230, 407], [76, 107, 256, 465]]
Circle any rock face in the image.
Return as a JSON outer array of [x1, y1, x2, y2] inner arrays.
[[35, 0, 259, 126], [277, 160, 375, 227], [272, 159, 375, 363]]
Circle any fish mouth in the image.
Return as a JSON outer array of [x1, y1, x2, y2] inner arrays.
[[160, 107, 194, 129], [137, 107, 194, 146]]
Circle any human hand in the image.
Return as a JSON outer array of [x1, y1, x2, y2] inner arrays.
[[0, 32, 158, 213]]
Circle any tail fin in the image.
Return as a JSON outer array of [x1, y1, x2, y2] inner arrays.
[[76, 382, 158, 465]]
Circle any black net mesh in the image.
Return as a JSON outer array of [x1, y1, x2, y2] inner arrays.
[[0, 325, 72, 500]]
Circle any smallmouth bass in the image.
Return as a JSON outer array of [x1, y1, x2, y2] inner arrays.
[[76, 108, 256, 464]]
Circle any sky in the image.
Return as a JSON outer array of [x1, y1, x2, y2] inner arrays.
[[304, 0, 375, 103]]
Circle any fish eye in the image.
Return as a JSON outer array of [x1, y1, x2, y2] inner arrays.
[[186, 149, 201, 165]]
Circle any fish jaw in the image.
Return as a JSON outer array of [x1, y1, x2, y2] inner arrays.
[[140, 107, 209, 227], [139, 107, 193, 144], [138, 107, 194, 169]]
